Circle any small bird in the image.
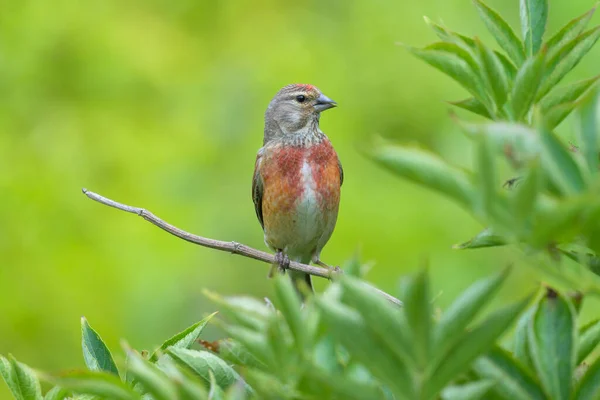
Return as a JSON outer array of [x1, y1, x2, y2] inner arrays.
[[252, 84, 342, 298]]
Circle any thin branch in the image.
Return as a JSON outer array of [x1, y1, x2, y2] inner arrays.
[[81, 188, 402, 307]]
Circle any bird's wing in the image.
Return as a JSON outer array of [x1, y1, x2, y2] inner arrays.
[[252, 149, 265, 229], [338, 157, 344, 186]]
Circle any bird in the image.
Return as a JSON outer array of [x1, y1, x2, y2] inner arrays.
[[252, 83, 343, 299]]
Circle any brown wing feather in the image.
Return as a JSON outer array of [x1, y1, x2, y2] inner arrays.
[[338, 158, 344, 186], [252, 151, 264, 229]]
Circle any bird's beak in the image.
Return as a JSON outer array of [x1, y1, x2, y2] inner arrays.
[[314, 93, 337, 112]]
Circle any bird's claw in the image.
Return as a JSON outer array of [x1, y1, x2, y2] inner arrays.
[[275, 251, 290, 273], [316, 259, 341, 280], [328, 266, 342, 280]]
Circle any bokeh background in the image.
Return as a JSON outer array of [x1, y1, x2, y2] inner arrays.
[[1, 0, 598, 397]]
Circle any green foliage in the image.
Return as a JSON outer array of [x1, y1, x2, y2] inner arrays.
[[380, 0, 600, 294], [5, 273, 600, 400], [3, 2, 600, 400], [81, 317, 119, 376], [149, 312, 218, 363], [520, 0, 548, 56], [373, 89, 600, 290], [415, 1, 599, 124], [0, 355, 43, 400]]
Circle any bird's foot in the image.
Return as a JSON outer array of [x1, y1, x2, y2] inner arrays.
[[316, 260, 342, 280], [275, 251, 290, 273]]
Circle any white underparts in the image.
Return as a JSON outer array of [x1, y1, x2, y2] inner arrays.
[[285, 159, 322, 260]]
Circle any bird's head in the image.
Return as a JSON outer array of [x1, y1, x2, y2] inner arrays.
[[264, 84, 336, 143]]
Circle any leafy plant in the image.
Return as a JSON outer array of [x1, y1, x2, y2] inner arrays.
[[378, 0, 600, 292], [4, 1, 600, 399], [4, 271, 600, 399], [410, 1, 599, 127]]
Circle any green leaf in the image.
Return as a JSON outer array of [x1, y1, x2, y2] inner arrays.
[[312, 336, 341, 375], [510, 49, 546, 121], [80, 318, 118, 376], [204, 292, 269, 330], [0, 355, 43, 400], [43, 386, 69, 400], [315, 298, 413, 400], [473, 0, 525, 65], [574, 351, 600, 400], [448, 97, 493, 119], [458, 120, 541, 165], [69, 395, 100, 400], [539, 124, 586, 194], [528, 289, 576, 400], [159, 358, 209, 400], [126, 350, 177, 400], [512, 307, 535, 371], [43, 371, 140, 400], [579, 89, 600, 176], [513, 162, 541, 227], [540, 75, 600, 112], [578, 319, 600, 363], [475, 39, 509, 108], [403, 269, 431, 369], [520, 0, 548, 55], [340, 276, 413, 366], [561, 249, 600, 276], [425, 294, 532, 399], [453, 228, 507, 249], [423, 16, 475, 46], [263, 312, 289, 373], [473, 346, 546, 400], [149, 312, 217, 362], [475, 134, 497, 217], [426, 42, 481, 76], [423, 17, 517, 86], [432, 269, 509, 359], [222, 325, 273, 370], [304, 364, 384, 400], [496, 51, 518, 83], [532, 199, 590, 246], [441, 380, 495, 400], [241, 369, 298, 400], [273, 276, 305, 351], [405, 43, 488, 103], [210, 339, 263, 369], [545, 102, 579, 129], [370, 144, 474, 208], [168, 348, 250, 394], [545, 5, 597, 58], [208, 370, 225, 400], [224, 382, 247, 400], [538, 27, 600, 99]]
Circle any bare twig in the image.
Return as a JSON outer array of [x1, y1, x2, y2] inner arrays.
[[81, 188, 402, 307]]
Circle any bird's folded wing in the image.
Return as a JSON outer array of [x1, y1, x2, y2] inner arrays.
[[338, 158, 344, 186], [252, 149, 265, 229]]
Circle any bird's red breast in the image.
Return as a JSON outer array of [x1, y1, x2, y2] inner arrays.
[[255, 138, 341, 259]]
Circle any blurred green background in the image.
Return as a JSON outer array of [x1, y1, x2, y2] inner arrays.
[[1, 0, 598, 397]]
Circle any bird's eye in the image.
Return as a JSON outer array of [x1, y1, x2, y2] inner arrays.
[[295, 95, 306, 103]]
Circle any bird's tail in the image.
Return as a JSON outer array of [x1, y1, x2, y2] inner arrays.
[[289, 269, 313, 301], [269, 254, 313, 301]]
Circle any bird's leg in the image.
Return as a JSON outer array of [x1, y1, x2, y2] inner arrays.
[[268, 250, 290, 278], [315, 259, 342, 280], [275, 250, 290, 273]]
